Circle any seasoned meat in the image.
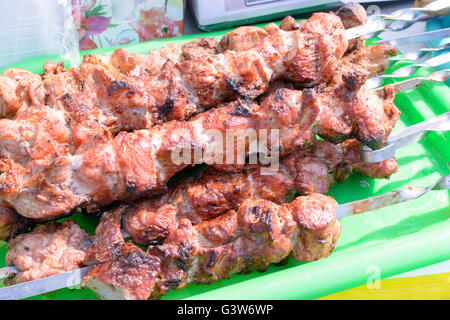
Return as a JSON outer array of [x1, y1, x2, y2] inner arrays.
[[182, 37, 220, 60], [316, 73, 399, 149], [0, 69, 45, 118], [288, 194, 341, 261], [0, 86, 318, 219], [82, 242, 161, 300], [340, 139, 399, 178], [279, 16, 304, 31], [332, 44, 398, 84], [5, 220, 93, 283], [1, 12, 346, 135], [0, 70, 399, 220]]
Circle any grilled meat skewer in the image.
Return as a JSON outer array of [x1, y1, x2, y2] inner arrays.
[[0, 138, 397, 243], [80, 193, 340, 300], [1, 12, 346, 133], [4, 192, 341, 300], [122, 139, 398, 246]]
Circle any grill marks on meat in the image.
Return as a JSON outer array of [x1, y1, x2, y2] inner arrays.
[[5, 220, 93, 284], [82, 193, 340, 300], [121, 140, 397, 246]]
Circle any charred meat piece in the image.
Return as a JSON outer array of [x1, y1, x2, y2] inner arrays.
[[83, 241, 161, 300], [316, 73, 399, 149], [0, 73, 399, 220], [0, 205, 24, 241], [0, 69, 45, 118], [1, 12, 346, 134], [5, 220, 93, 284], [331, 44, 398, 84], [340, 139, 399, 178]]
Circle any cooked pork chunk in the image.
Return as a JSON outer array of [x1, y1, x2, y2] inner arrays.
[[5, 220, 93, 284]]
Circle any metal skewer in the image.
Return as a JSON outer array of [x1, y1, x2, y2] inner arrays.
[[360, 112, 450, 163], [0, 174, 448, 300], [347, 0, 450, 39], [335, 174, 450, 218]]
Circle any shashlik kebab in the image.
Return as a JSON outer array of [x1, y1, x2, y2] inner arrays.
[[0, 67, 399, 221], [121, 139, 398, 246], [0, 40, 396, 237], [4, 192, 341, 300], [0, 12, 347, 133], [0, 2, 369, 124]]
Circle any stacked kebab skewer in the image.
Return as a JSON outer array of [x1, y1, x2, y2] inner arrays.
[[0, 3, 406, 300]]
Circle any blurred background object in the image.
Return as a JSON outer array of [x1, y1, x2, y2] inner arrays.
[[188, 0, 402, 31], [72, 0, 184, 50], [0, 0, 79, 69]]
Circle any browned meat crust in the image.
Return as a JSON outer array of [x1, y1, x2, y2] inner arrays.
[[5, 220, 93, 284], [218, 26, 269, 52], [316, 73, 399, 149], [0, 205, 22, 241], [81, 193, 339, 300]]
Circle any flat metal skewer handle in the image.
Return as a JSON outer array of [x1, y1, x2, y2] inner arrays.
[[360, 112, 450, 163]]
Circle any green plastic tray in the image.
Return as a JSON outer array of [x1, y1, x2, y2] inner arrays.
[[0, 23, 449, 300]]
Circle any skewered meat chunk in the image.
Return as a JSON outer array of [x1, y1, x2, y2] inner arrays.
[[0, 40, 394, 170], [82, 193, 340, 300], [218, 26, 269, 52], [316, 73, 399, 148], [82, 207, 161, 300], [279, 16, 304, 31], [83, 242, 160, 300], [0, 12, 347, 137], [5, 220, 93, 284], [332, 43, 397, 84], [340, 139, 399, 178], [0, 69, 45, 119], [336, 2, 368, 52]]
